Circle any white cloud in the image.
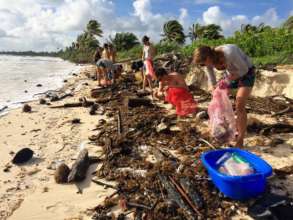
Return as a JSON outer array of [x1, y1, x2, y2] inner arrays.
[[201, 6, 283, 36], [0, 29, 6, 38], [179, 8, 188, 26], [0, 0, 286, 51], [252, 8, 281, 27], [0, 0, 188, 51]]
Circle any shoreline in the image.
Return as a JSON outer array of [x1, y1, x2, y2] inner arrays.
[[0, 64, 108, 220], [0, 55, 82, 116], [0, 64, 292, 219]]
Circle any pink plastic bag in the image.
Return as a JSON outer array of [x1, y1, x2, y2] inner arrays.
[[144, 59, 155, 79], [208, 86, 236, 143]]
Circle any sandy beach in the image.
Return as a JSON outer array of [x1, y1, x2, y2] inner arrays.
[[0, 65, 292, 220]]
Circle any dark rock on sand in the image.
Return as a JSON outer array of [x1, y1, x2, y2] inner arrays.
[[72, 118, 81, 124], [63, 79, 68, 83], [54, 163, 70, 184], [39, 99, 47, 105], [22, 104, 32, 112], [24, 90, 28, 93], [89, 104, 98, 115], [12, 148, 34, 164], [36, 84, 42, 87]]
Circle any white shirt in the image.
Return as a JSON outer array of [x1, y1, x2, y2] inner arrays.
[[206, 44, 253, 85]]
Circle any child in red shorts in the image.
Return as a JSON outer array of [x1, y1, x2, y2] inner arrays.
[[153, 68, 197, 116]]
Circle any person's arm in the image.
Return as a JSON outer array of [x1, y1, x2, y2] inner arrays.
[[141, 47, 145, 61], [158, 81, 164, 92], [206, 65, 217, 87]]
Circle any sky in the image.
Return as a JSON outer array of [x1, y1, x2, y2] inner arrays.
[[0, 0, 292, 52]]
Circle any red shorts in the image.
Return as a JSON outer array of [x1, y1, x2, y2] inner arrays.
[[165, 87, 197, 116]]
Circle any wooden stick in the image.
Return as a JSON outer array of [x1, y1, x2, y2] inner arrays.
[[91, 179, 118, 190], [117, 110, 123, 135], [271, 106, 291, 117], [198, 138, 216, 150], [169, 176, 202, 217]]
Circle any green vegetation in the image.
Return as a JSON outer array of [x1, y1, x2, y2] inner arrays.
[[0, 51, 61, 57], [58, 15, 293, 66], [110, 32, 140, 51], [161, 20, 185, 44]]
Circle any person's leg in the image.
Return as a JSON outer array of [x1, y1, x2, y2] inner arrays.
[[146, 75, 153, 91], [97, 67, 102, 86], [235, 87, 252, 147], [101, 68, 107, 86]]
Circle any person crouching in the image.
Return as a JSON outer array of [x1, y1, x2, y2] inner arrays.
[[96, 59, 121, 86], [154, 68, 197, 116]]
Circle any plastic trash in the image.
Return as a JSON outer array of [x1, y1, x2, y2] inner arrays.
[[208, 86, 236, 143], [216, 152, 255, 176]]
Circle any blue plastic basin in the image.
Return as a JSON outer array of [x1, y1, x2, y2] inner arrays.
[[201, 148, 272, 200]]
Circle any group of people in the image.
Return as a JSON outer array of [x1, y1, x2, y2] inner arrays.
[[94, 43, 122, 86], [94, 36, 255, 148]]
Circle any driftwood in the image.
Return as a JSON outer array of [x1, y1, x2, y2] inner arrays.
[[67, 149, 90, 182], [125, 97, 153, 108], [158, 175, 195, 220], [91, 88, 112, 98], [50, 100, 95, 109], [169, 176, 202, 217], [117, 110, 123, 135], [0, 106, 8, 113], [179, 177, 204, 209], [91, 178, 118, 190], [95, 97, 117, 104], [271, 106, 292, 117], [53, 93, 74, 101], [50, 102, 83, 108], [260, 123, 293, 136]]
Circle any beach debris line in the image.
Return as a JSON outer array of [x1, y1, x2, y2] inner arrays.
[[12, 147, 34, 164]]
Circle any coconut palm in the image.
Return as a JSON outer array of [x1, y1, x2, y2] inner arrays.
[[86, 20, 103, 37], [109, 32, 139, 51], [188, 23, 203, 42], [161, 20, 185, 44], [201, 24, 224, 40], [241, 23, 271, 34]]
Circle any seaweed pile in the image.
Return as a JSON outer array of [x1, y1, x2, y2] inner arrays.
[[86, 75, 247, 220]]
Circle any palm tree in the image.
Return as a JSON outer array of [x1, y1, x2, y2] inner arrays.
[[202, 24, 224, 40], [86, 20, 103, 37], [241, 23, 271, 34], [76, 32, 99, 50], [188, 23, 203, 42], [109, 32, 140, 51], [161, 20, 185, 44], [283, 16, 293, 30]]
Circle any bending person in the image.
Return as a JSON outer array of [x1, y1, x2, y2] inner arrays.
[[194, 44, 255, 147], [154, 68, 197, 117], [96, 59, 122, 86]]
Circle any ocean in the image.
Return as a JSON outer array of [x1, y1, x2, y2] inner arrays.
[[0, 55, 79, 112]]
